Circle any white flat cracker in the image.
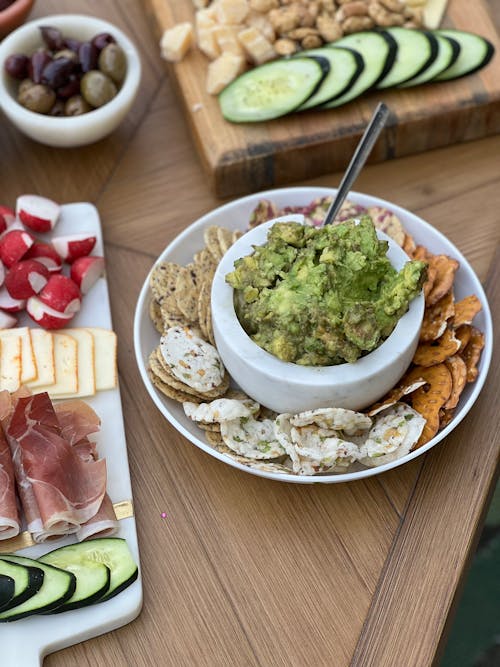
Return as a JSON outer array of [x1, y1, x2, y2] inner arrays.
[[183, 397, 259, 423], [221, 416, 285, 460], [160, 326, 225, 393], [290, 407, 371, 435], [358, 403, 425, 467]]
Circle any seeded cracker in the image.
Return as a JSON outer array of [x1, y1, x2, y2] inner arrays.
[[175, 266, 199, 322], [216, 226, 234, 255], [205, 429, 224, 446], [204, 225, 223, 262], [149, 349, 206, 399], [193, 247, 218, 277], [150, 261, 181, 304], [147, 368, 203, 404], [149, 299, 164, 333], [197, 280, 211, 339]]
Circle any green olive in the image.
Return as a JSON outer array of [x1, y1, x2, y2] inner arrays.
[[80, 70, 117, 107], [98, 43, 126, 84], [18, 78, 35, 96], [65, 94, 92, 116], [53, 49, 79, 62], [18, 83, 56, 114]]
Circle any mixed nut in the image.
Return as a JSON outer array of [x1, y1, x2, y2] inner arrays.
[[4, 25, 127, 116]]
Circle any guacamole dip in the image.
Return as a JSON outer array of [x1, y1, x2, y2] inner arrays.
[[226, 217, 426, 366]]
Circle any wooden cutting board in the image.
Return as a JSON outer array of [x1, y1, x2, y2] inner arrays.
[[145, 0, 500, 198]]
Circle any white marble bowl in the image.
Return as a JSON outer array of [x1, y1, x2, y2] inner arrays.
[[0, 14, 141, 147], [212, 215, 425, 414]]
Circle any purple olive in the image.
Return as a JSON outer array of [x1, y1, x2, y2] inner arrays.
[[78, 42, 98, 73], [39, 26, 64, 51], [41, 57, 75, 89], [4, 54, 29, 80], [28, 50, 52, 84], [91, 32, 116, 52], [57, 74, 81, 99], [64, 37, 82, 53]]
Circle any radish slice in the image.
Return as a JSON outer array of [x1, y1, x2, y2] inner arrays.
[[0, 262, 4, 288], [16, 194, 60, 233], [0, 205, 14, 233], [38, 274, 81, 314], [0, 230, 34, 267], [27, 296, 75, 329], [51, 233, 97, 263], [0, 310, 17, 329], [24, 242, 63, 272], [0, 287, 26, 312], [70, 256, 105, 294], [5, 260, 50, 299]]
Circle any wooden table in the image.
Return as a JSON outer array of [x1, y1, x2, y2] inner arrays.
[[1, 1, 499, 664]]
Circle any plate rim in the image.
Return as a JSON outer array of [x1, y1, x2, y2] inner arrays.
[[133, 186, 493, 484]]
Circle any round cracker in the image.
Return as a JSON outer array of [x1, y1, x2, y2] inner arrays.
[[205, 429, 224, 446], [149, 299, 164, 333], [217, 226, 234, 255], [204, 226, 223, 262], [175, 266, 199, 322], [148, 368, 203, 404], [150, 261, 182, 304]]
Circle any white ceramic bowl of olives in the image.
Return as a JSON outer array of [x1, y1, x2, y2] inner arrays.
[[0, 14, 141, 146]]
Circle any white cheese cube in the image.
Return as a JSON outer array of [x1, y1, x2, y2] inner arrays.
[[216, 0, 249, 25], [160, 22, 194, 63], [238, 26, 276, 64], [206, 52, 245, 94]]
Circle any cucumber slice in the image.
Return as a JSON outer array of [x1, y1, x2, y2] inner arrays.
[[323, 31, 397, 108], [39, 550, 111, 612], [0, 574, 15, 611], [0, 555, 76, 621], [434, 30, 494, 81], [296, 46, 363, 110], [39, 538, 138, 603], [377, 28, 439, 89], [219, 57, 329, 123], [0, 557, 44, 612], [399, 34, 460, 87]]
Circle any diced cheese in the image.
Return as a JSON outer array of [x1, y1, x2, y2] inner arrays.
[[215, 0, 249, 25], [206, 52, 246, 95], [245, 10, 276, 43], [238, 26, 276, 64], [160, 22, 194, 63], [37, 333, 77, 397], [213, 25, 245, 56], [196, 10, 220, 60], [0, 327, 36, 383], [59, 329, 96, 398], [86, 328, 117, 391], [0, 336, 21, 392], [27, 328, 55, 387], [192, 0, 209, 8]]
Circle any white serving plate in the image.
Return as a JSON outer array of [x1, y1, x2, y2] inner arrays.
[[134, 187, 492, 485], [2, 203, 142, 666]]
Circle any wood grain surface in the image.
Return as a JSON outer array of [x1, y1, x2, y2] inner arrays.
[[146, 0, 500, 196], [0, 1, 499, 665]]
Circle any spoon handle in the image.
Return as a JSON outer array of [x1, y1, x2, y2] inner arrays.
[[323, 102, 390, 226]]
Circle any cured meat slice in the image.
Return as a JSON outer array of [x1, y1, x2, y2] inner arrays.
[[7, 393, 107, 542], [76, 494, 119, 542], [0, 386, 32, 428], [54, 399, 101, 446], [0, 428, 20, 540]]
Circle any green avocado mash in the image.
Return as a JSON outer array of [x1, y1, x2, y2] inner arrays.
[[226, 217, 426, 366]]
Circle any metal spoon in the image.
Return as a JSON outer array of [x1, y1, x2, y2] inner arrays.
[[322, 102, 390, 226]]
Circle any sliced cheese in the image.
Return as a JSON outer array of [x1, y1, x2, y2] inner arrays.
[[58, 329, 96, 398], [28, 328, 55, 388], [36, 333, 77, 397], [0, 327, 37, 383], [86, 328, 117, 391], [0, 336, 21, 392]]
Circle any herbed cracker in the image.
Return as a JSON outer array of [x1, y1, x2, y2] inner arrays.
[[150, 261, 182, 304], [205, 429, 224, 446], [204, 226, 223, 262], [217, 226, 234, 256], [197, 280, 211, 340], [194, 247, 218, 276], [155, 347, 229, 400]]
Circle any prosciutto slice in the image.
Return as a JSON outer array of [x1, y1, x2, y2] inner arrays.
[[76, 494, 119, 542], [54, 400, 101, 445], [0, 428, 20, 540], [7, 393, 107, 542]]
